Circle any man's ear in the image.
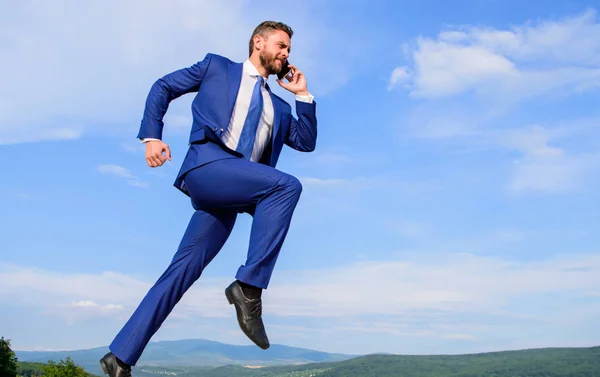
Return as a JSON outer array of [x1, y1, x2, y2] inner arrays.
[[253, 35, 263, 50]]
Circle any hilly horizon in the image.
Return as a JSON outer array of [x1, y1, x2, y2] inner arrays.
[[131, 347, 600, 376], [15, 338, 356, 376], [14, 340, 600, 376]]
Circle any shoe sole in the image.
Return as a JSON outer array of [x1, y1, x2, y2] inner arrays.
[[99, 359, 109, 375]]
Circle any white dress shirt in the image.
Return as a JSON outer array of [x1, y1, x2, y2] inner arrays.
[[142, 59, 314, 163]]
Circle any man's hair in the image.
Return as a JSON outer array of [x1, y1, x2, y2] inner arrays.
[[249, 21, 293, 57]]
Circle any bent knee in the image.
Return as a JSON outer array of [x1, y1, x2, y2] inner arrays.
[[278, 174, 303, 196]]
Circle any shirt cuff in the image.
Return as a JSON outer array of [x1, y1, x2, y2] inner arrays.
[[140, 138, 160, 143], [295, 93, 314, 103]]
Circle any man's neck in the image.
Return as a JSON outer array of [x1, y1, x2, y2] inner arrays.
[[249, 55, 269, 78]]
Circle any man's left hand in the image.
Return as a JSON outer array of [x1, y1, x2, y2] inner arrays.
[[277, 64, 309, 96]]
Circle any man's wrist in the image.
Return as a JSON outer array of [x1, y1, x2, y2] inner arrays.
[[295, 90, 309, 96], [295, 91, 314, 104]]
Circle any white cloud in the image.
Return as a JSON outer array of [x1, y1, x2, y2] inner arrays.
[[2, 250, 600, 353], [97, 164, 149, 188], [266, 252, 600, 318], [500, 125, 564, 158], [72, 300, 97, 308], [387, 66, 411, 91], [97, 164, 137, 180], [71, 300, 123, 311], [333, 322, 477, 341], [312, 152, 355, 166], [0, 264, 231, 321], [409, 40, 517, 97], [3, 251, 599, 321], [390, 8, 600, 100], [0, 127, 82, 146], [126, 180, 150, 189], [496, 124, 600, 193], [386, 10, 600, 199], [507, 152, 595, 193]]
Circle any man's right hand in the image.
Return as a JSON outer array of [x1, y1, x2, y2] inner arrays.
[[145, 140, 172, 167]]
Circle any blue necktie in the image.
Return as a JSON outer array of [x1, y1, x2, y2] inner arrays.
[[236, 76, 264, 160]]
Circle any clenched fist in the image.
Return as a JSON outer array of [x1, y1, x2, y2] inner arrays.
[[145, 140, 171, 167]]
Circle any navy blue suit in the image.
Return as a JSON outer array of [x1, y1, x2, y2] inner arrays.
[[109, 53, 317, 365]]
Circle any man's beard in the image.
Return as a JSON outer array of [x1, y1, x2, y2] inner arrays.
[[259, 50, 281, 75]]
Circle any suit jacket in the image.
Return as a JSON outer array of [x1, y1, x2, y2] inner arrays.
[[137, 53, 318, 196]]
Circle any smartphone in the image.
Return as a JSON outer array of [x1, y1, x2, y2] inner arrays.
[[277, 60, 291, 80]]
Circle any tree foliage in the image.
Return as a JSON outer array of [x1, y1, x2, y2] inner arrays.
[[1, 337, 19, 377], [16, 362, 45, 377], [40, 358, 88, 377]]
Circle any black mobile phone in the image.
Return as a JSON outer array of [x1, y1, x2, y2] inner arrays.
[[277, 60, 291, 80]]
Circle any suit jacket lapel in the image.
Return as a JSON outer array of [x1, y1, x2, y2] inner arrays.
[[227, 62, 243, 119]]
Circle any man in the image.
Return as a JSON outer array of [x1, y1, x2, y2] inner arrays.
[[99, 21, 317, 377]]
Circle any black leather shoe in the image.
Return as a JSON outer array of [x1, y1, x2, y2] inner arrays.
[[225, 281, 270, 350], [99, 352, 131, 377]]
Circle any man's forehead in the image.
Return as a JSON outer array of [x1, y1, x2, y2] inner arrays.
[[267, 30, 290, 43]]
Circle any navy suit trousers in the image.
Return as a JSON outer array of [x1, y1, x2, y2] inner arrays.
[[109, 150, 303, 365]]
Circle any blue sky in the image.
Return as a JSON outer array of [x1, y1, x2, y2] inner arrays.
[[1, 0, 600, 357]]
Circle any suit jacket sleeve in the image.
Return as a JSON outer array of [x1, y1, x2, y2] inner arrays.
[[284, 100, 317, 152], [137, 54, 213, 140]]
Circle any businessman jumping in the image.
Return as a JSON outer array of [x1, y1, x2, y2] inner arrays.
[[100, 21, 317, 377]]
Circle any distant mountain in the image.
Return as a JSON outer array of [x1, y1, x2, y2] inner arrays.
[[16, 342, 600, 376], [15, 338, 355, 376], [115, 346, 600, 376]]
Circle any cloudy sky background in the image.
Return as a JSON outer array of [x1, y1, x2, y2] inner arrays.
[[1, 0, 599, 356]]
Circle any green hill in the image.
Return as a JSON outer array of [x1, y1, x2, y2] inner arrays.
[[16, 340, 600, 376], [315, 346, 600, 376], [131, 346, 600, 377]]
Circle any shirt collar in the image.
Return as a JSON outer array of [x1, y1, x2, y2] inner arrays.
[[243, 59, 268, 85]]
